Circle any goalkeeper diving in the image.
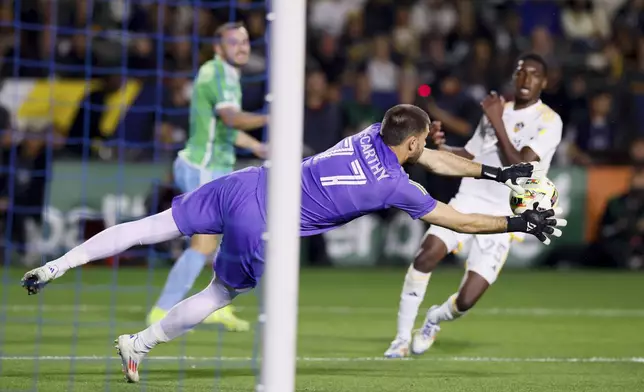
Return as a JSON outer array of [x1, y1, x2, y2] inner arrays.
[[21, 105, 565, 383]]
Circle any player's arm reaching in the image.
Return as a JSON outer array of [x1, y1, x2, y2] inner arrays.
[[386, 177, 566, 245], [416, 147, 539, 194], [416, 123, 541, 194], [420, 201, 563, 243]]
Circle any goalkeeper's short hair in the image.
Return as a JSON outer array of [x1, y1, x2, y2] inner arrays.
[[380, 104, 431, 147]]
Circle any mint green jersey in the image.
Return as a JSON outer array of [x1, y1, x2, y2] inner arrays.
[[178, 56, 242, 171]]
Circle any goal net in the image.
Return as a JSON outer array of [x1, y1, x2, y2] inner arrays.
[[0, 0, 286, 390]]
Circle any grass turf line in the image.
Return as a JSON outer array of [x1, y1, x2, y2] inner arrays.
[[0, 267, 642, 391]]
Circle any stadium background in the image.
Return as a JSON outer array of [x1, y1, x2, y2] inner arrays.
[[1, 0, 643, 270], [0, 1, 643, 391]]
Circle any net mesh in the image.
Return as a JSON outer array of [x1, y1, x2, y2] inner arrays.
[[0, 1, 268, 390]]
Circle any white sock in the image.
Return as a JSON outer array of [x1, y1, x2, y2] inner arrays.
[[396, 264, 431, 341], [48, 209, 180, 276], [133, 277, 235, 353], [427, 293, 467, 325]]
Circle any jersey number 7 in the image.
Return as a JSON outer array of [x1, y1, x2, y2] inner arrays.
[[314, 138, 367, 187]]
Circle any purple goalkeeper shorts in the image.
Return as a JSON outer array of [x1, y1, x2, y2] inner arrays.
[[171, 167, 267, 290]]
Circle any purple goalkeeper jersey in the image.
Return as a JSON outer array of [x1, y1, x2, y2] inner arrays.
[[171, 123, 437, 289], [296, 123, 437, 236], [173, 123, 437, 239]]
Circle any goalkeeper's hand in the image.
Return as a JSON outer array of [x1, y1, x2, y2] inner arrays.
[[506, 202, 567, 245], [21, 263, 65, 295], [482, 161, 545, 194]]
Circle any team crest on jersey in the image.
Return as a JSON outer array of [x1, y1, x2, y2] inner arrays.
[[513, 122, 524, 133]]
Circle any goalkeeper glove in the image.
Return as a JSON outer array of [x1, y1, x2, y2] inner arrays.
[[506, 202, 567, 245], [480, 161, 545, 194]]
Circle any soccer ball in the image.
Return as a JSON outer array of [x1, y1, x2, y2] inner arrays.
[[509, 177, 559, 214]]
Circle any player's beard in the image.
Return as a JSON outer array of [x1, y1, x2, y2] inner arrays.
[[406, 146, 423, 165], [225, 51, 249, 68]]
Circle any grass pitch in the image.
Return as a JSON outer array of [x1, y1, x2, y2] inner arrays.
[[0, 267, 642, 391]]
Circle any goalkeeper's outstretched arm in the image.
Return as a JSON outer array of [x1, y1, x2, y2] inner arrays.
[[420, 201, 566, 245], [22, 209, 181, 293], [416, 148, 542, 194], [416, 148, 482, 178]]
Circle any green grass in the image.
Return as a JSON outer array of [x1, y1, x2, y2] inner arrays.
[[0, 267, 643, 391]]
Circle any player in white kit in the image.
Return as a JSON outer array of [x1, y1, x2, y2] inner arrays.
[[384, 53, 563, 358]]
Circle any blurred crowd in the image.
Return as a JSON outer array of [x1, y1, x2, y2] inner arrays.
[[0, 0, 643, 267], [303, 0, 643, 268], [0, 0, 643, 165], [305, 0, 644, 167]]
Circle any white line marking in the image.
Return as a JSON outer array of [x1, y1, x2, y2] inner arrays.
[[2, 305, 644, 318], [0, 356, 643, 364]]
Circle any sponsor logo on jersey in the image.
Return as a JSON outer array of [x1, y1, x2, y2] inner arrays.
[[513, 122, 524, 133]]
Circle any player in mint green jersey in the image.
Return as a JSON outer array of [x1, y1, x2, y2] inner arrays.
[[147, 22, 268, 331]]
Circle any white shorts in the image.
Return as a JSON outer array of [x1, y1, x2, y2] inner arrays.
[[425, 194, 514, 284]]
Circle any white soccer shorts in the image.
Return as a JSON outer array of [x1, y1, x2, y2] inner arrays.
[[425, 194, 513, 284]]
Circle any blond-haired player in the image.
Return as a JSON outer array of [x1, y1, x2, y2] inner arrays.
[[147, 22, 268, 331]]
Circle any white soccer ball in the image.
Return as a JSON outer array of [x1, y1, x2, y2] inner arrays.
[[509, 177, 559, 215]]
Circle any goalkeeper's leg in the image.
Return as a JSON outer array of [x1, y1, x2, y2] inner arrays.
[[117, 276, 249, 383], [149, 234, 250, 332], [146, 156, 249, 332], [118, 236, 262, 383], [21, 209, 182, 293], [151, 235, 217, 317]]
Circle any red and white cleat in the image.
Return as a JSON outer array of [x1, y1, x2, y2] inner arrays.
[[114, 334, 146, 383]]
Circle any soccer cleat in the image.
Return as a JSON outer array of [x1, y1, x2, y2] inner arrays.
[[384, 338, 410, 358], [21, 263, 64, 295], [412, 305, 441, 355], [114, 334, 146, 383], [202, 305, 250, 332]]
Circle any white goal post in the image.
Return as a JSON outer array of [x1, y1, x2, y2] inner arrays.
[[258, 0, 306, 391]]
